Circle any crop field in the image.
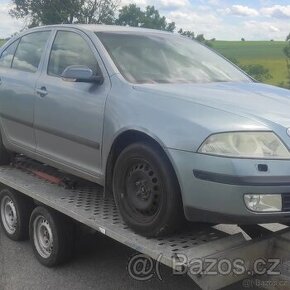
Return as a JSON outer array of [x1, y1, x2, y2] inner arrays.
[[211, 40, 288, 87]]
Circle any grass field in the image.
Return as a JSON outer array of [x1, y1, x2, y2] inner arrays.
[[211, 40, 288, 87]]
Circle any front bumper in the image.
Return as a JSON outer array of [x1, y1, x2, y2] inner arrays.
[[168, 148, 290, 224]]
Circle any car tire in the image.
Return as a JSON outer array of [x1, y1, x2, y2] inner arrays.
[[29, 206, 74, 267], [0, 188, 34, 241], [113, 142, 184, 237]]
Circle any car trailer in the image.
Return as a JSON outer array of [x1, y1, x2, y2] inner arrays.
[[1, 156, 290, 290]]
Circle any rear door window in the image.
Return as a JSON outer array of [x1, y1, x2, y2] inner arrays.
[[0, 40, 20, 68], [12, 31, 51, 73]]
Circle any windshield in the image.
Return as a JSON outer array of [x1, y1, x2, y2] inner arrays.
[[96, 31, 251, 84]]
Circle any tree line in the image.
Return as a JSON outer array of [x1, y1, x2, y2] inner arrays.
[[10, 1, 176, 32], [10, 1, 210, 45]]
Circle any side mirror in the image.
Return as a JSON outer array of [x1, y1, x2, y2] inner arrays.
[[61, 65, 104, 84]]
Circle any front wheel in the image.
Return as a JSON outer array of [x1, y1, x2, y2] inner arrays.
[[113, 142, 184, 237]]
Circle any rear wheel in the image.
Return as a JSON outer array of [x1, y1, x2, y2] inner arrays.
[[0, 188, 34, 241], [29, 206, 74, 267], [113, 142, 184, 237]]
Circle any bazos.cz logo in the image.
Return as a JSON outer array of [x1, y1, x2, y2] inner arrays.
[[127, 253, 281, 281]]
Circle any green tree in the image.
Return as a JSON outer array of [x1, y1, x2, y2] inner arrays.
[[241, 64, 272, 82], [9, 0, 118, 27], [178, 29, 212, 47], [178, 28, 195, 40], [142, 6, 175, 31], [115, 4, 143, 27], [78, 0, 118, 24], [225, 57, 272, 82], [195, 34, 205, 42], [116, 4, 175, 32]]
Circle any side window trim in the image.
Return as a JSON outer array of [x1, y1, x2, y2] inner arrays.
[[37, 29, 55, 75], [41, 29, 57, 76], [47, 30, 62, 77], [10, 39, 21, 69]]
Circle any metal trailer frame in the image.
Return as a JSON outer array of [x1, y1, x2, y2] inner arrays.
[[1, 157, 290, 290]]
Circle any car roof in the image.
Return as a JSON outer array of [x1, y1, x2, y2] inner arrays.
[[29, 24, 173, 35]]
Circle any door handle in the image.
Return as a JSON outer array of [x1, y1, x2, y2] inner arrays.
[[36, 86, 48, 97], [0, 77, 2, 85]]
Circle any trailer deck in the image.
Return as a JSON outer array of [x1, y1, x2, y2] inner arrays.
[[1, 156, 290, 290]]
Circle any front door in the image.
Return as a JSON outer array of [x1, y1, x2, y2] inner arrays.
[[34, 30, 110, 179]]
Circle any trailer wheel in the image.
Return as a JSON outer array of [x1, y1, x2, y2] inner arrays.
[[29, 206, 74, 267], [0, 188, 33, 241]]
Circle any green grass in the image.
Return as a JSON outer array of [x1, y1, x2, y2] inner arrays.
[[210, 40, 288, 87]]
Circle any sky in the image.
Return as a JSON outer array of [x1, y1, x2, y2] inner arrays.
[[0, 0, 290, 40]]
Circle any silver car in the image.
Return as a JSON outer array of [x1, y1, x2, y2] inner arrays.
[[1, 24, 290, 237]]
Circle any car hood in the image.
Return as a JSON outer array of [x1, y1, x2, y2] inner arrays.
[[133, 81, 290, 129]]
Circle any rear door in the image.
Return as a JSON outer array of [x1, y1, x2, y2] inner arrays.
[[0, 31, 51, 151], [34, 29, 110, 179]]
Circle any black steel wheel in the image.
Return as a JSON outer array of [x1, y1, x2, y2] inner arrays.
[[124, 159, 162, 222], [113, 142, 184, 237]]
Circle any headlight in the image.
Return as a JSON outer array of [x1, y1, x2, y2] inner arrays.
[[198, 132, 290, 159]]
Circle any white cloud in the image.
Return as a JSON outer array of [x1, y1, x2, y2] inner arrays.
[[120, 0, 189, 10], [168, 10, 221, 35], [240, 20, 288, 40], [119, 0, 148, 8], [224, 5, 259, 17], [261, 5, 290, 18], [245, 20, 279, 32], [0, 3, 25, 38], [159, 0, 189, 9], [208, 0, 220, 6], [118, 1, 288, 40]]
